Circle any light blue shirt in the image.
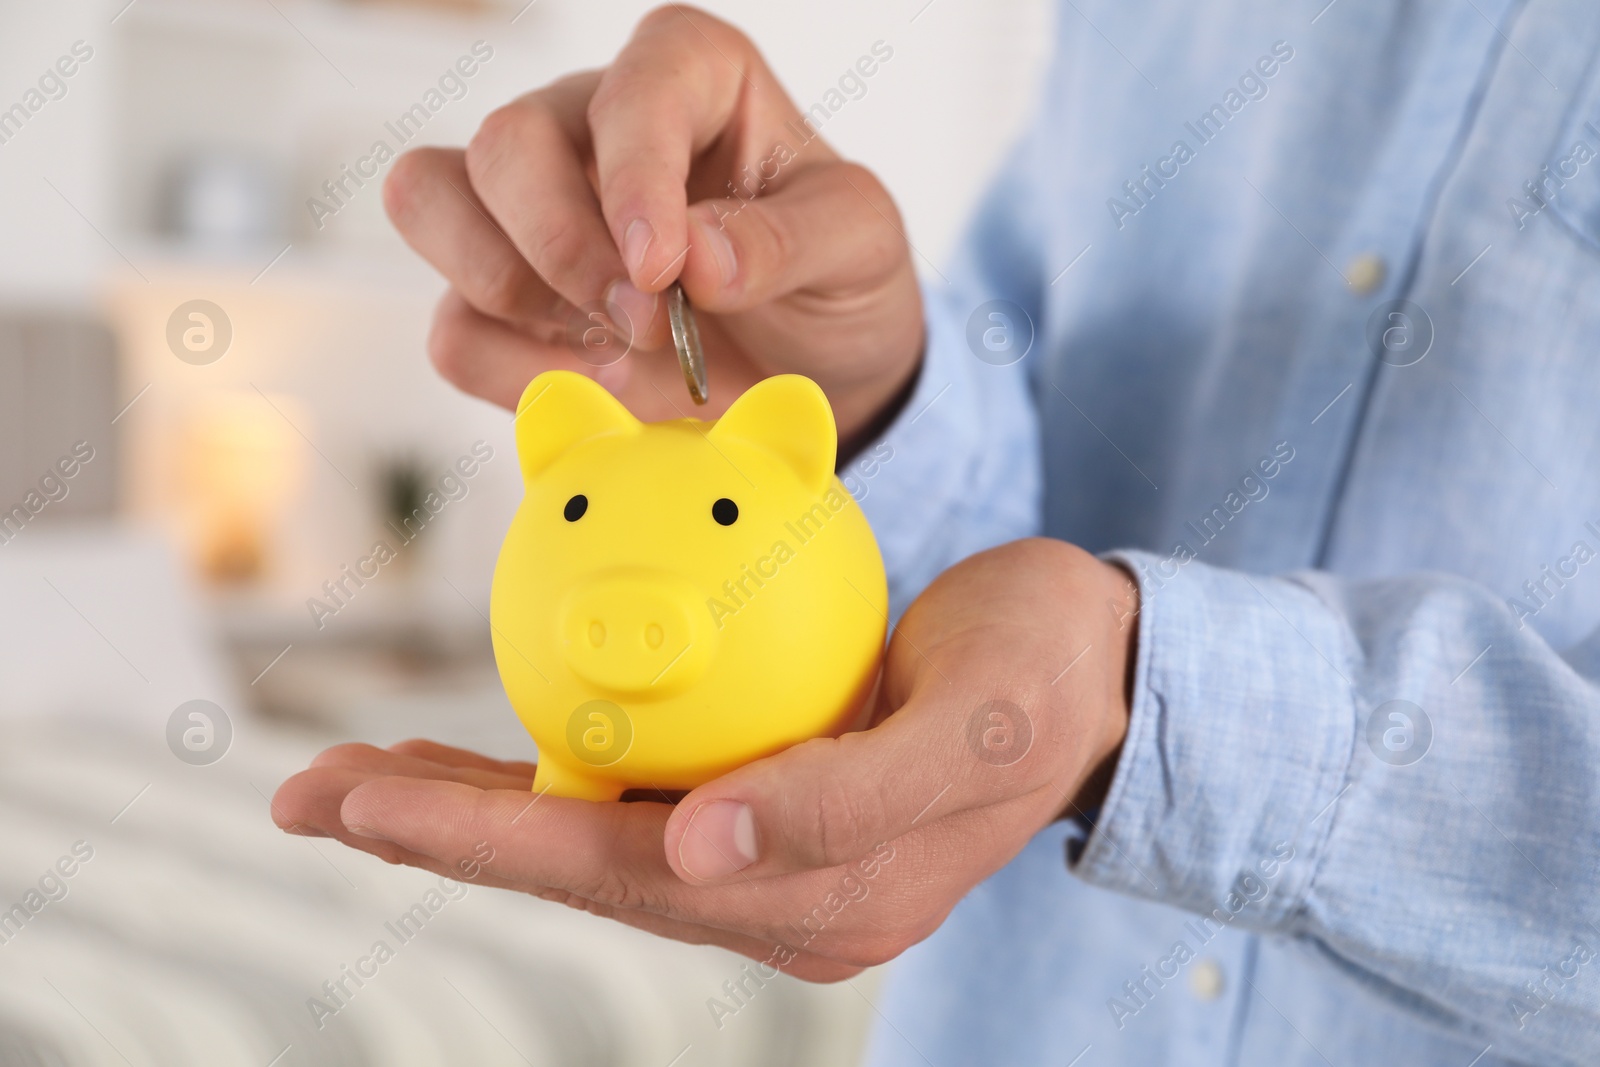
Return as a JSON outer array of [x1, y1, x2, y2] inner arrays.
[[854, 1, 1600, 1064]]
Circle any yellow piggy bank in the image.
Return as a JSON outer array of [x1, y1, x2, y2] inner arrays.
[[490, 370, 888, 801]]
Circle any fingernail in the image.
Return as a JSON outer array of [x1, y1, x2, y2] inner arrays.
[[605, 279, 656, 343], [622, 218, 655, 276], [678, 800, 757, 881], [697, 219, 738, 287], [347, 824, 389, 840], [283, 823, 330, 838]]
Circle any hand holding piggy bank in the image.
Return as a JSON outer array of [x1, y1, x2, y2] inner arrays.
[[491, 371, 888, 801]]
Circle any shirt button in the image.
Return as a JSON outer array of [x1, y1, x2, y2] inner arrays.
[[1188, 959, 1226, 1001], [1345, 253, 1387, 295]]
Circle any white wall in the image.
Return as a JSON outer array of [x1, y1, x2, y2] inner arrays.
[[0, 1, 117, 301]]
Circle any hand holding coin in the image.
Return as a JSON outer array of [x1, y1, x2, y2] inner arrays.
[[382, 8, 922, 438]]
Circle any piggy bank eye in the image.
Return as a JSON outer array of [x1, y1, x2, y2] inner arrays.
[[563, 494, 588, 522], [711, 498, 739, 526]]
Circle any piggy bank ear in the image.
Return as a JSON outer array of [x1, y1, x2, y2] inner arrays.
[[708, 375, 836, 493], [512, 371, 640, 483]]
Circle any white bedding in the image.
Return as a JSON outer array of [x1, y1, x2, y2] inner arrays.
[[0, 524, 874, 1066]]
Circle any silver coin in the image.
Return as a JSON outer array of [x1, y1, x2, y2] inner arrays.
[[666, 283, 709, 405]]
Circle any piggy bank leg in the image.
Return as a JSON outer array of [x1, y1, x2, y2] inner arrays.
[[533, 759, 626, 802]]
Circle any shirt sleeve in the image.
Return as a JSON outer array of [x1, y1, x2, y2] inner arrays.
[[853, 128, 1050, 618], [1073, 551, 1600, 1066]]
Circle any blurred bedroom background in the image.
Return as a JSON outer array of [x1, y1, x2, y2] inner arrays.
[[0, 0, 1049, 1063]]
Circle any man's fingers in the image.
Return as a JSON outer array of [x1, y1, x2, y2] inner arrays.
[[282, 804, 862, 980], [337, 776, 921, 960], [273, 754, 527, 846], [272, 764, 366, 834], [386, 738, 540, 781], [279, 766, 858, 977], [309, 741, 534, 791], [384, 147, 568, 327], [678, 161, 908, 313], [273, 765, 605, 895], [591, 7, 863, 312], [426, 289, 635, 410], [270, 765, 433, 868], [466, 79, 666, 349], [663, 688, 1061, 884], [427, 288, 549, 409], [588, 6, 754, 291], [342, 778, 694, 910]]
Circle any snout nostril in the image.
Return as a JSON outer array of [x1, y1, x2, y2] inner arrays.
[[560, 574, 712, 695]]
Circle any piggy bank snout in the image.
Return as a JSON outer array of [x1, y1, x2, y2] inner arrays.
[[560, 572, 714, 696]]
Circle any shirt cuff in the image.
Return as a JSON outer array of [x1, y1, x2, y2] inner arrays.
[[1068, 550, 1357, 931]]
